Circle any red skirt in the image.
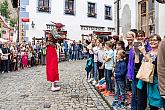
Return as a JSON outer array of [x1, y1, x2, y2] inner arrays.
[[46, 46, 59, 82]]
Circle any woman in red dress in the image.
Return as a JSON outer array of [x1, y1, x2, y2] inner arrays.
[[46, 33, 60, 91]]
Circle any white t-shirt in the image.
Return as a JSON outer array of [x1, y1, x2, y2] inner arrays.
[[93, 46, 99, 62], [97, 49, 105, 63]]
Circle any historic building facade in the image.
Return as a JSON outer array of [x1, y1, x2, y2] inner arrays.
[[118, 0, 165, 38], [19, 0, 115, 42]]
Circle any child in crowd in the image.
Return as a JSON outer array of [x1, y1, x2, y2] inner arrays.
[[28, 47, 33, 67], [22, 49, 28, 69], [112, 50, 127, 109], [12, 51, 17, 71], [97, 43, 105, 80], [17, 48, 22, 70], [102, 41, 114, 96]]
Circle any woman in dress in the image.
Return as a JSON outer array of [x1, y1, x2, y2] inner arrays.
[[46, 33, 60, 91]]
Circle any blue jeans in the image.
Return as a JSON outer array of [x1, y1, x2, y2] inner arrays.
[[78, 51, 83, 60], [69, 52, 72, 60], [104, 69, 113, 91], [114, 80, 126, 102], [94, 62, 98, 81], [131, 79, 137, 110], [2, 60, 9, 72], [71, 51, 77, 60]]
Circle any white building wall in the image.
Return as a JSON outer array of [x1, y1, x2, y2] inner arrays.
[[26, 0, 115, 41], [119, 0, 137, 35], [158, 4, 165, 38]]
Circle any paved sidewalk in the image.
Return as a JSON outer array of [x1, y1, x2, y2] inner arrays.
[[0, 60, 110, 110]]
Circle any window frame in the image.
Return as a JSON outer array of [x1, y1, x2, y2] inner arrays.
[[138, 0, 155, 37], [105, 5, 112, 20], [87, 2, 97, 18], [38, 0, 51, 13], [64, 0, 75, 15]]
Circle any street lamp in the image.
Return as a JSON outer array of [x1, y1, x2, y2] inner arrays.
[[31, 21, 35, 28], [156, 0, 165, 3], [17, 0, 20, 43], [114, 0, 120, 35]]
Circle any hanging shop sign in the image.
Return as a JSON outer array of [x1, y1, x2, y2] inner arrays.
[[21, 18, 30, 22], [93, 31, 112, 35], [80, 25, 115, 32]]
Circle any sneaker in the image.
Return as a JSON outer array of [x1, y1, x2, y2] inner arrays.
[[117, 102, 125, 109], [102, 90, 108, 94], [2, 71, 4, 74], [92, 80, 97, 85], [95, 83, 100, 88], [104, 91, 111, 97], [51, 86, 61, 91], [112, 101, 118, 107], [88, 78, 94, 83]]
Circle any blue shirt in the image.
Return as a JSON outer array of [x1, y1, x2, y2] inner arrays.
[[105, 49, 114, 70]]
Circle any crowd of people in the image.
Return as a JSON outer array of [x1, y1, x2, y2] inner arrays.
[[0, 41, 47, 73], [85, 29, 165, 110], [0, 39, 86, 73]]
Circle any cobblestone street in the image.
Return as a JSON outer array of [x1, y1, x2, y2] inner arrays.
[[0, 60, 110, 110]]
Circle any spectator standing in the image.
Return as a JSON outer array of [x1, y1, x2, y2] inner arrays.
[[112, 50, 127, 109], [63, 40, 68, 61], [1, 43, 10, 73], [102, 41, 114, 97], [158, 37, 165, 109], [77, 40, 83, 60], [92, 39, 101, 85], [138, 34, 162, 110], [97, 42, 105, 80], [41, 42, 46, 65], [68, 43, 72, 61]]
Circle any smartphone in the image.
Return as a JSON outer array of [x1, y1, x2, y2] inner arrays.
[[134, 42, 142, 47]]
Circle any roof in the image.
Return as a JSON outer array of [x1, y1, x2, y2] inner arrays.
[[0, 15, 12, 29]]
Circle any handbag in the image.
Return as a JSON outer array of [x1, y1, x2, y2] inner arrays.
[[1, 54, 8, 60], [136, 60, 155, 83]]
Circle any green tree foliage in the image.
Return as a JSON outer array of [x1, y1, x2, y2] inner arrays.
[[10, 18, 17, 27], [0, 1, 17, 28], [0, 0, 10, 19]]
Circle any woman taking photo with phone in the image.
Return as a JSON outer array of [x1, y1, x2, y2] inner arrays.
[[127, 30, 151, 110]]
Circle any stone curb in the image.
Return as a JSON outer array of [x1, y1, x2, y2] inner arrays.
[[82, 77, 112, 110]]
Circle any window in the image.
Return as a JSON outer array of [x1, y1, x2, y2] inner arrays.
[[65, 0, 75, 15], [138, 0, 155, 37], [105, 6, 112, 20], [10, 33, 13, 36], [2, 30, 6, 34], [38, 0, 51, 13], [88, 2, 96, 18]]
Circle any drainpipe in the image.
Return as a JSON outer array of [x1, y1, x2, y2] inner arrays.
[[117, 0, 120, 35], [17, 0, 20, 43]]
